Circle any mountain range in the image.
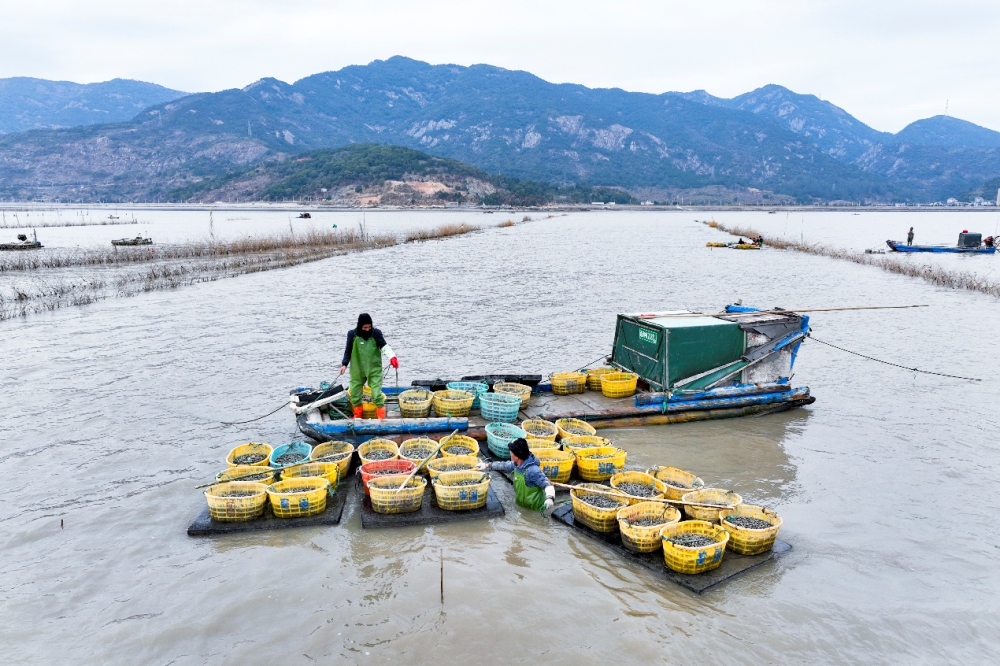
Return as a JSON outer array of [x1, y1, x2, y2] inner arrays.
[[1, 57, 999, 203]]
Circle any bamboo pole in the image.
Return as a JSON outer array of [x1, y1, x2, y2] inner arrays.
[[550, 482, 736, 510], [393, 429, 459, 493]]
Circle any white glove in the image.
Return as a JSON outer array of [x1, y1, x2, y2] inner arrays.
[[475, 462, 490, 472], [543, 485, 556, 510]]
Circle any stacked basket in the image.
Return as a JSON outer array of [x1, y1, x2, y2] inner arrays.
[[599, 371, 639, 398], [446, 381, 489, 409], [521, 418, 559, 441], [549, 371, 587, 395], [585, 367, 616, 390], [310, 441, 354, 480], [479, 392, 521, 423], [493, 382, 532, 409], [398, 388, 433, 418], [433, 389, 475, 417], [485, 423, 526, 458], [432, 470, 491, 511]]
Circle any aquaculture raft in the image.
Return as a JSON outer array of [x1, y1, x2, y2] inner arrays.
[[550, 504, 790, 594], [187, 481, 353, 536], [357, 475, 505, 529]]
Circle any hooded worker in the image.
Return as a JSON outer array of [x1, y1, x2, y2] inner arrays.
[[339, 313, 398, 419], [477, 438, 555, 511]]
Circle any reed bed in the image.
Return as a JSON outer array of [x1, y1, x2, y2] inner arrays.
[[404, 223, 480, 242], [704, 221, 1000, 298], [497, 220, 516, 228], [0, 219, 140, 229]]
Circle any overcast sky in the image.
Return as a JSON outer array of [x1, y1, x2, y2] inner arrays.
[[1, 0, 997, 133]]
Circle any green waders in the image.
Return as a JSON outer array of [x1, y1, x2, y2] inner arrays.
[[513, 469, 546, 511], [348, 335, 384, 408]]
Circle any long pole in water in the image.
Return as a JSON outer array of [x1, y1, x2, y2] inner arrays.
[[640, 305, 928, 318]]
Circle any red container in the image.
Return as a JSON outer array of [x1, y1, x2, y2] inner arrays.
[[359, 459, 416, 496]]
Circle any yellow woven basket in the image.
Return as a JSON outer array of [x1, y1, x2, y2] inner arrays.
[[600, 371, 639, 398], [368, 475, 427, 514], [718, 504, 783, 555], [549, 371, 588, 395], [433, 389, 475, 417], [610, 471, 667, 505], [266, 477, 329, 518], [398, 388, 434, 418], [575, 446, 627, 482], [617, 502, 681, 553], [660, 521, 730, 574], [526, 437, 560, 451], [521, 418, 559, 441], [646, 466, 705, 501], [439, 435, 480, 458], [561, 435, 613, 456], [571, 483, 630, 532], [205, 481, 268, 522], [358, 439, 400, 465], [226, 442, 273, 467], [399, 437, 439, 474], [555, 417, 597, 440], [494, 382, 532, 408], [216, 465, 277, 485], [432, 470, 491, 511], [427, 455, 480, 482], [281, 461, 340, 493], [310, 441, 354, 480], [533, 449, 575, 483], [585, 366, 616, 390], [681, 488, 743, 523]]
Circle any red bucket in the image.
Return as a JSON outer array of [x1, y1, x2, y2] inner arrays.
[[359, 459, 416, 496]]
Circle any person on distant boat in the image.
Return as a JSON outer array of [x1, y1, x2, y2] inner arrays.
[[907, 227, 915, 246], [985, 236, 995, 248], [339, 313, 398, 419], [737, 238, 746, 245], [477, 438, 555, 511]]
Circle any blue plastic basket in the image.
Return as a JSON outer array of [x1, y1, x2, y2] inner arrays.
[[479, 392, 521, 423], [269, 441, 312, 468], [485, 423, 526, 459], [446, 381, 489, 408]]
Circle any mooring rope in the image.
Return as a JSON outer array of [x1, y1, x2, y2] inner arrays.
[[809, 336, 981, 382], [220, 400, 291, 425]]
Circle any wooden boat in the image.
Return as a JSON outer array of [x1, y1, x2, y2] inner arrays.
[[0, 231, 42, 251], [112, 235, 153, 246], [290, 305, 813, 443], [296, 213, 312, 219]]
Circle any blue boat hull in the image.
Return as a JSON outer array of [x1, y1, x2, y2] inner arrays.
[[886, 240, 995, 254]]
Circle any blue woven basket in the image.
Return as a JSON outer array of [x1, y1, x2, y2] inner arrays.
[[479, 392, 521, 423], [486, 423, 526, 458], [446, 381, 489, 408], [269, 441, 312, 468]]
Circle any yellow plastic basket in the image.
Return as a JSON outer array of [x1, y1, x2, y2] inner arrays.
[[526, 437, 560, 451], [226, 442, 273, 467], [433, 389, 475, 417], [368, 475, 427, 514], [311, 441, 354, 480], [561, 435, 613, 456], [555, 418, 597, 440], [398, 388, 433, 418], [532, 448, 575, 483], [646, 466, 705, 501], [617, 502, 681, 553], [266, 477, 329, 518], [681, 488, 743, 523], [427, 455, 480, 482], [571, 483, 630, 532], [718, 505, 783, 555], [600, 371, 639, 398], [585, 366, 616, 390], [521, 418, 559, 441], [358, 439, 400, 465], [205, 481, 268, 522], [549, 371, 587, 395], [439, 435, 480, 458], [215, 465, 278, 485], [432, 470, 491, 511], [660, 521, 730, 574], [494, 382, 532, 408], [281, 461, 340, 493], [575, 446, 627, 482], [610, 471, 666, 505], [399, 437, 439, 474]]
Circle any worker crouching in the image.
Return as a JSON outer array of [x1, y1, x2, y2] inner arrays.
[[339, 313, 398, 419], [477, 438, 555, 511]]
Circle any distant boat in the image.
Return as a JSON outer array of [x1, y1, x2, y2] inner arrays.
[[107, 215, 119, 220], [112, 235, 153, 246], [886, 231, 995, 254], [296, 212, 312, 219], [0, 230, 43, 251]]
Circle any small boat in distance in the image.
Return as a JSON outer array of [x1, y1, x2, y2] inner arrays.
[[107, 215, 119, 220], [296, 212, 312, 219], [112, 235, 154, 246], [886, 231, 996, 254], [0, 230, 43, 251]]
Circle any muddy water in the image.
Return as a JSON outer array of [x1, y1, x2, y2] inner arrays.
[[2, 212, 998, 663]]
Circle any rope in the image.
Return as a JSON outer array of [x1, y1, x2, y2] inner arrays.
[[808, 336, 981, 382], [576, 353, 610, 372], [220, 400, 290, 425]]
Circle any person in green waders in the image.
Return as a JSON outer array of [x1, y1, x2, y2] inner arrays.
[[477, 438, 555, 511], [339, 313, 398, 419]]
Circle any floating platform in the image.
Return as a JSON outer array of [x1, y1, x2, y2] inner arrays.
[[358, 475, 505, 529], [186, 483, 352, 537], [550, 503, 791, 594]]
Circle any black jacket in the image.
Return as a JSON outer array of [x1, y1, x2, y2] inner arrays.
[[342, 328, 387, 366]]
